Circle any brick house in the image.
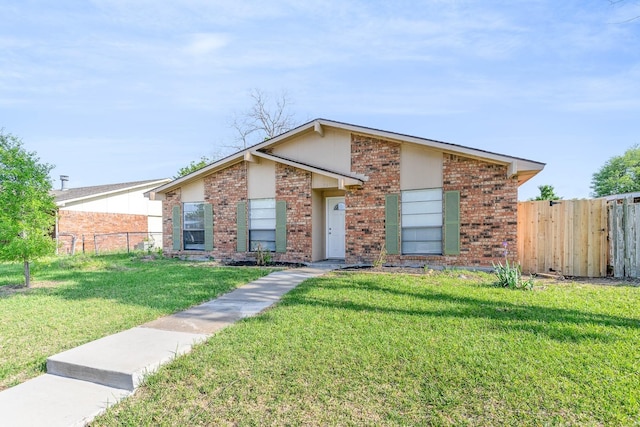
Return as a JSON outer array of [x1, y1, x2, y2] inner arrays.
[[149, 119, 544, 267], [53, 178, 171, 254]]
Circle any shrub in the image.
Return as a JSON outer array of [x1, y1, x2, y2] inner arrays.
[[255, 244, 272, 266], [492, 259, 534, 290]]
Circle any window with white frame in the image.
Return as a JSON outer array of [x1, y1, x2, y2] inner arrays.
[[401, 188, 443, 254], [183, 202, 205, 250], [249, 198, 276, 251]]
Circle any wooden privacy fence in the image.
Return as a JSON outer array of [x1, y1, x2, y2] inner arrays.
[[517, 199, 608, 277], [609, 197, 640, 278]]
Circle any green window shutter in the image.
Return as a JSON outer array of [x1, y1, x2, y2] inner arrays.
[[236, 201, 247, 252], [172, 205, 181, 251], [204, 203, 214, 251], [385, 194, 399, 255], [444, 191, 461, 255], [275, 200, 287, 253]]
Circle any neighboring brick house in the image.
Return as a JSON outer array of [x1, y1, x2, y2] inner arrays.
[[53, 178, 171, 254], [149, 119, 544, 267]]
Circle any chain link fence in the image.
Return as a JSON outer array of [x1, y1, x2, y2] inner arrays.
[[57, 232, 163, 255]]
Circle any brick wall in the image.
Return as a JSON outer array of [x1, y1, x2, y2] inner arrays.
[[442, 154, 518, 266], [346, 134, 401, 264], [205, 162, 248, 261], [345, 135, 518, 267], [162, 188, 182, 253], [160, 135, 518, 268], [57, 210, 148, 254], [276, 163, 312, 262]]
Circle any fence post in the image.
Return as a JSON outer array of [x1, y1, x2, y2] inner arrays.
[[126, 232, 130, 253], [94, 234, 98, 255]]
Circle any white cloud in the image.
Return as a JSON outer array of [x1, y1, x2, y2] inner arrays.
[[184, 33, 229, 56]]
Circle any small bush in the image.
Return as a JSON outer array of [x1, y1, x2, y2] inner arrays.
[[492, 259, 534, 290], [373, 247, 387, 269], [255, 244, 272, 266]]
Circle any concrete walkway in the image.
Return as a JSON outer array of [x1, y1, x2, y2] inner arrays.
[[0, 265, 335, 427]]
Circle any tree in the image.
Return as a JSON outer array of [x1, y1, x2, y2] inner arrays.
[[530, 185, 562, 201], [174, 156, 213, 179], [229, 89, 298, 150], [591, 145, 640, 197], [177, 90, 299, 177], [0, 131, 57, 287]]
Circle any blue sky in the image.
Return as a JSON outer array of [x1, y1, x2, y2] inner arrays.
[[1, 0, 639, 200]]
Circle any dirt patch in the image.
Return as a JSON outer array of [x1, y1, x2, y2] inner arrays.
[[0, 280, 62, 296], [552, 275, 640, 287]]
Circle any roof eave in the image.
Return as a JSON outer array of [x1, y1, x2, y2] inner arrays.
[[55, 179, 171, 205], [152, 118, 545, 194]]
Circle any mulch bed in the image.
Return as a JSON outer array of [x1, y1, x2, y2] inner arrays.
[[225, 260, 306, 268]]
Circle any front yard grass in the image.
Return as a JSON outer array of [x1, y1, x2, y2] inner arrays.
[[0, 254, 272, 390], [94, 271, 640, 426]]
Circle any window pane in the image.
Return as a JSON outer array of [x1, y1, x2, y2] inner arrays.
[[250, 240, 276, 252], [401, 188, 442, 203], [402, 200, 443, 215], [250, 198, 276, 230], [250, 208, 276, 220], [250, 230, 276, 241], [184, 203, 205, 230], [249, 199, 276, 252], [401, 187, 443, 246], [402, 227, 442, 241], [402, 213, 442, 227], [250, 198, 276, 209], [250, 230, 276, 252], [402, 240, 442, 254], [250, 218, 276, 230], [184, 230, 205, 250]]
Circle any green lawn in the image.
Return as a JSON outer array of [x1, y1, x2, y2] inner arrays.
[[0, 254, 272, 390], [93, 271, 640, 426]]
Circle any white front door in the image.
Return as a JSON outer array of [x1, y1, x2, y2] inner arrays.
[[326, 197, 346, 259]]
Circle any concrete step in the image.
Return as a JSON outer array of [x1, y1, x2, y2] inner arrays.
[[0, 267, 332, 426], [47, 327, 207, 391], [0, 374, 130, 427]]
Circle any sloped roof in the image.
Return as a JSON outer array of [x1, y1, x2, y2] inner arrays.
[[150, 118, 545, 195], [53, 178, 171, 206]]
